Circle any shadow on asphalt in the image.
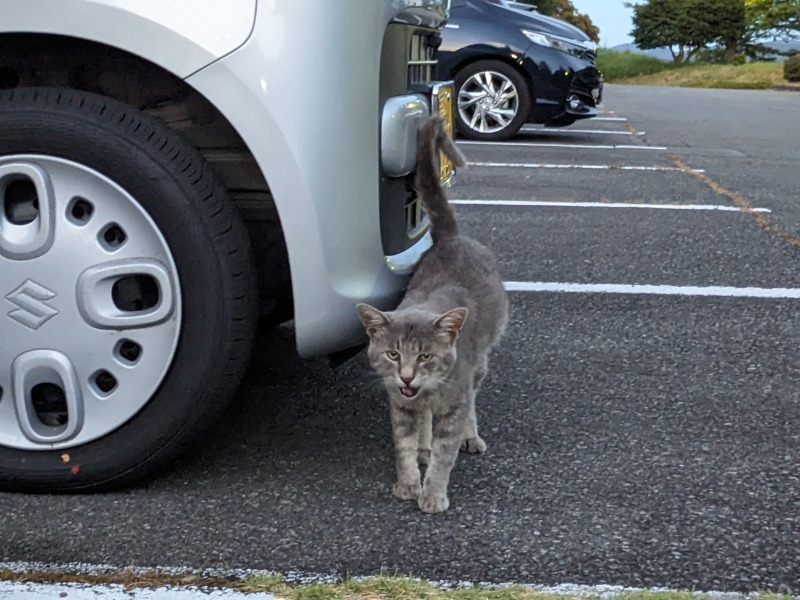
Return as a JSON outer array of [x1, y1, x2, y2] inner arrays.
[[163, 323, 394, 490]]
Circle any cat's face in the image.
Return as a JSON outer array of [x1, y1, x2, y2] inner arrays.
[[357, 304, 468, 399]]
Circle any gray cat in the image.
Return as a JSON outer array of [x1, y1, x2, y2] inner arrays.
[[357, 116, 508, 514]]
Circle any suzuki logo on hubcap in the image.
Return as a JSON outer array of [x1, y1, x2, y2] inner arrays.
[[6, 280, 59, 330]]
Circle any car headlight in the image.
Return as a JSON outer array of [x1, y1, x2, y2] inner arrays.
[[521, 29, 595, 58]]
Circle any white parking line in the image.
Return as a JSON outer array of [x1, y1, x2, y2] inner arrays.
[[0, 581, 274, 599], [522, 127, 642, 136], [593, 117, 628, 122], [504, 282, 800, 299], [468, 161, 705, 173], [451, 200, 771, 213], [460, 141, 667, 151]]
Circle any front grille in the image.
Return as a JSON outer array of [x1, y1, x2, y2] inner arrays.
[[378, 24, 440, 256], [408, 33, 436, 86], [405, 192, 427, 237], [584, 48, 598, 64], [403, 32, 438, 234]]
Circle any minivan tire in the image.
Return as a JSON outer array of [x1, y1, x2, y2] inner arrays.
[[0, 88, 257, 492]]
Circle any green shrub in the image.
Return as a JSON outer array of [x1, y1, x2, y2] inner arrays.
[[596, 49, 675, 81], [784, 54, 800, 82]]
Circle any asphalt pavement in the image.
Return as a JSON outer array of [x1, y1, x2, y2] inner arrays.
[[2, 85, 799, 594]]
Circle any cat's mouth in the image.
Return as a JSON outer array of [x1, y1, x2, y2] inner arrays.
[[399, 386, 419, 398]]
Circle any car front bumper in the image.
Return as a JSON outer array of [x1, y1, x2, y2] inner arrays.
[[564, 65, 603, 119], [520, 45, 603, 124]]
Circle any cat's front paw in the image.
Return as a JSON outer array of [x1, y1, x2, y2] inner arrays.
[[418, 493, 450, 514], [417, 448, 431, 465], [460, 436, 487, 454], [392, 482, 421, 501]]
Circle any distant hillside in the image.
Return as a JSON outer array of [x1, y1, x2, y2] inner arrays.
[[610, 41, 800, 62], [609, 43, 672, 61], [768, 40, 800, 55]]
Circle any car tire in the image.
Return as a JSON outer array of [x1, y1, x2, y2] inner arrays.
[[0, 88, 258, 492], [453, 60, 532, 141]]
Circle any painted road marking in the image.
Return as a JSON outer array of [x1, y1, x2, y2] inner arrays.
[[450, 200, 771, 213], [0, 580, 275, 599], [504, 282, 800, 299], [468, 162, 705, 173], [521, 127, 642, 136], [459, 141, 667, 151]]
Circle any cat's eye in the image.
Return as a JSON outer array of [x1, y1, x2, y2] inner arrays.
[[419, 353, 433, 362], [386, 350, 400, 361]]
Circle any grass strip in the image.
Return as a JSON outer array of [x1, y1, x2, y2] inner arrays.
[[0, 567, 795, 600], [597, 50, 788, 90]]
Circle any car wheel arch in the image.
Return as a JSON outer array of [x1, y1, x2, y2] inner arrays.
[[0, 32, 293, 320]]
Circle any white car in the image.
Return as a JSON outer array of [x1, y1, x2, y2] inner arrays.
[[0, 0, 455, 491]]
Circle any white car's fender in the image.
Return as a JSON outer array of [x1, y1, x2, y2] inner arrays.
[[0, 0, 257, 78], [187, 1, 415, 357]]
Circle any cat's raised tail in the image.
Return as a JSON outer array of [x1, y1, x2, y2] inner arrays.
[[416, 116, 466, 244]]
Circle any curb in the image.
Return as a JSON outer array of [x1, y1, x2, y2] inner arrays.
[[0, 580, 275, 599], [770, 83, 800, 91], [0, 560, 772, 600]]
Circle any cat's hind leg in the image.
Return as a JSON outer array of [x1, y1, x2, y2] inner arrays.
[[461, 401, 487, 454], [461, 355, 488, 454], [417, 408, 433, 465]]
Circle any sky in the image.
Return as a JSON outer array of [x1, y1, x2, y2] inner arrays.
[[569, 0, 635, 48]]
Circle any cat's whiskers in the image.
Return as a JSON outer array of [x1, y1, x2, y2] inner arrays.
[[421, 374, 450, 389], [360, 370, 392, 394]]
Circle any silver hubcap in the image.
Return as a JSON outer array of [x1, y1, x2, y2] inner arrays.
[[458, 70, 520, 134], [0, 155, 181, 450]]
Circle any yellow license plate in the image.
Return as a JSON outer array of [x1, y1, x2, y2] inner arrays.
[[431, 82, 456, 185]]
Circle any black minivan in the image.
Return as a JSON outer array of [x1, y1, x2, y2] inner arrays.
[[438, 0, 603, 140]]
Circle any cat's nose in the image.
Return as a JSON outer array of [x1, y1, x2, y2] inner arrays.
[[400, 373, 415, 385]]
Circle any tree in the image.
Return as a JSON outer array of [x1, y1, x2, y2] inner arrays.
[[526, 0, 555, 13], [517, 0, 600, 42], [628, 0, 745, 63], [738, 0, 800, 59], [706, 0, 748, 61], [745, 0, 800, 40]]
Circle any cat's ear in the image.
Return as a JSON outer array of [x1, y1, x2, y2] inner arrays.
[[433, 307, 468, 341], [357, 303, 390, 336]]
